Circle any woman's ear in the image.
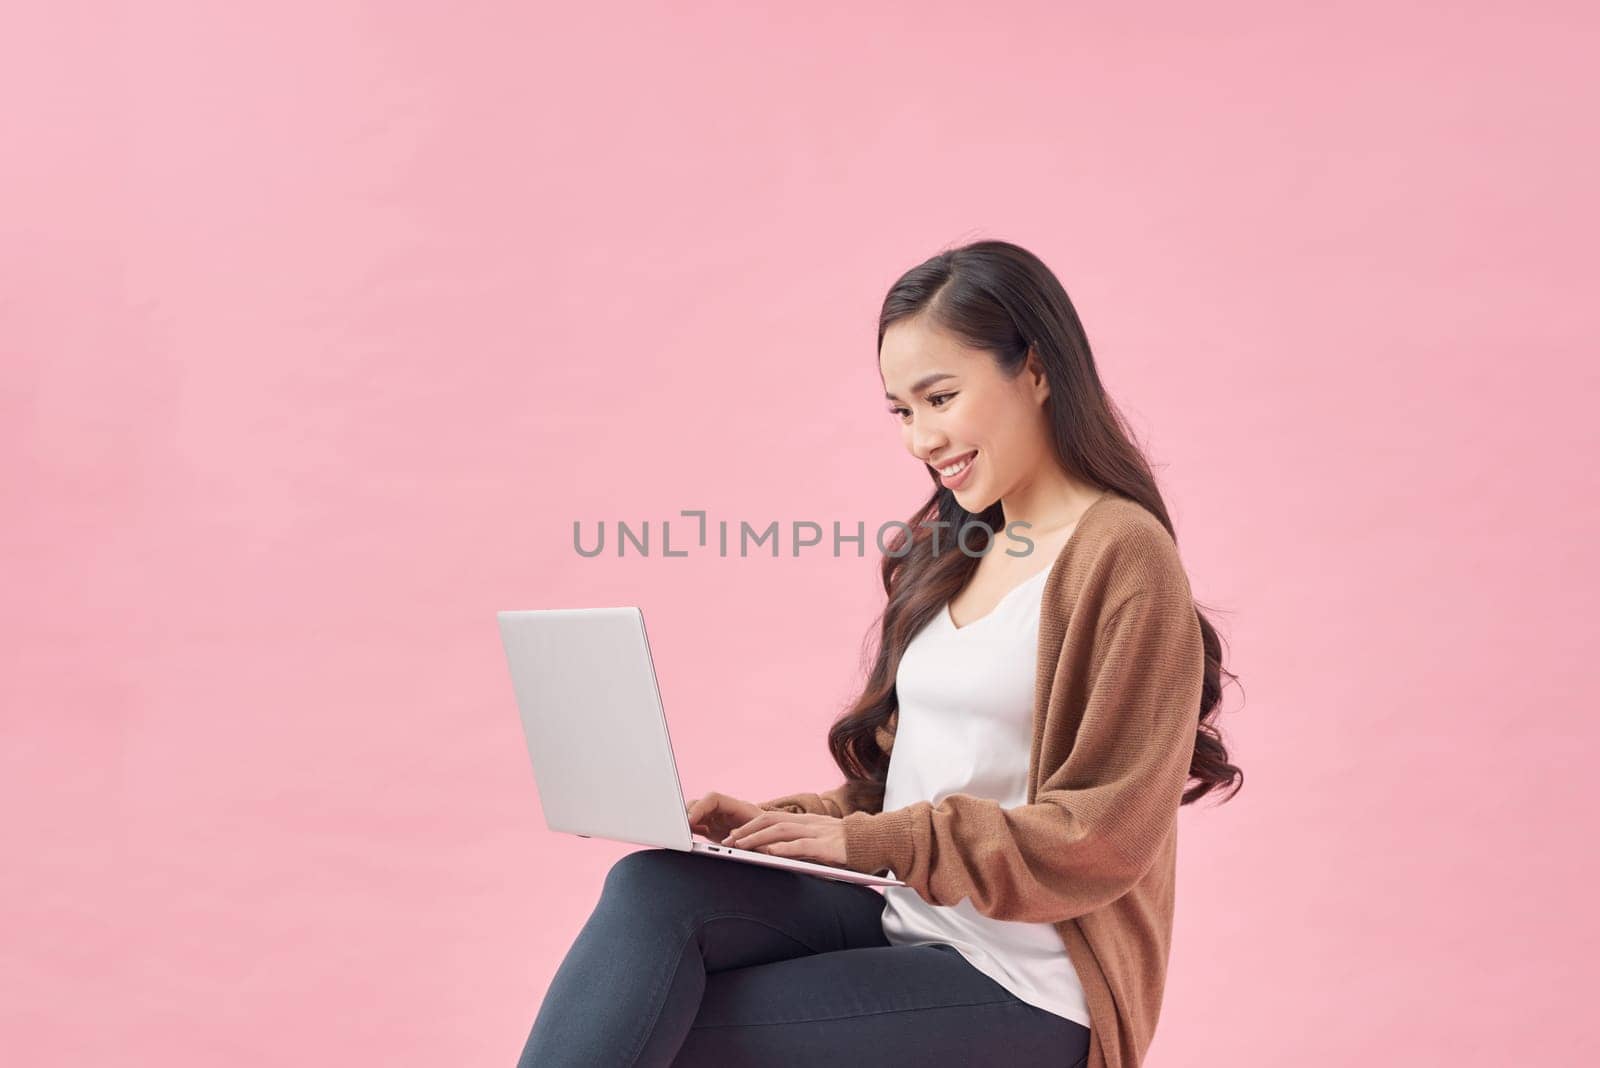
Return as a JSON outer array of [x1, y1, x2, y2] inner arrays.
[[1027, 346, 1050, 403]]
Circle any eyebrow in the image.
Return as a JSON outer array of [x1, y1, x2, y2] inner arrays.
[[884, 373, 957, 402]]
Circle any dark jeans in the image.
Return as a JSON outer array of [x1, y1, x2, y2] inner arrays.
[[515, 847, 1092, 1067]]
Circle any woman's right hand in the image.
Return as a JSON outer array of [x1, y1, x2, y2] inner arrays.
[[685, 791, 764, 843]]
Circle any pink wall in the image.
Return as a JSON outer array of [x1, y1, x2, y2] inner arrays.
[[5, 3, 1595, 1065]]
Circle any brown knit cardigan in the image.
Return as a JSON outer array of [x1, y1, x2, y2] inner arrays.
[[759, 493, 1206, 1068]]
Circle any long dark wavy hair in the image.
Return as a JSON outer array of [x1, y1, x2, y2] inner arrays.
[[825, 238, 1242, 816]]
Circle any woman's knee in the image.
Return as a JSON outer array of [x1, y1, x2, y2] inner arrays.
[[601, 847, 705, 903]]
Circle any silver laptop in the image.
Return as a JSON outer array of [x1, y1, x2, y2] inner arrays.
[[496, 606, 905, 888]]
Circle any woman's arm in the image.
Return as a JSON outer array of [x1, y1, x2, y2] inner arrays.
[[756, 782, 862, 819]]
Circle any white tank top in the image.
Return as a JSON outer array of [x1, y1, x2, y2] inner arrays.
[[879, 564, 1091, 1027]]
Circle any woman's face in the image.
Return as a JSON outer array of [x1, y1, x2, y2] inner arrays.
[[879, 315, 1053, 514]]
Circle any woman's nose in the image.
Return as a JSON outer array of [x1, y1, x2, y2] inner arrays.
[[912, 434, 946, 462]]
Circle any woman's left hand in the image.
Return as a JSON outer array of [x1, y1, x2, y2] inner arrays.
[[724, 811, 848, 868]]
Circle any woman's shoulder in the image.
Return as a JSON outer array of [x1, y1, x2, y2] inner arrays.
[[1073, 493, 1178, 555], [1059, 493, 1193, 605]]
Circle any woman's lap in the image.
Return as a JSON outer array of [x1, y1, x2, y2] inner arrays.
[[678, 942, 1090, 1066], [517, 848, 1089, 1068]]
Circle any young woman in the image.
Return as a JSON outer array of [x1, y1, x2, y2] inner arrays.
[[516, 239, 1241, 1068]]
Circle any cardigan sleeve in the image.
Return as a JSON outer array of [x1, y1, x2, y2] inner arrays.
[[756, 782, 861, 818], [839, 573, 1205, 923]]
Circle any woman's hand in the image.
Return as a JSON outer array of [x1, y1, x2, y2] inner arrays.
[[684, 792, 763, 844], [722, 811, 848, 868]]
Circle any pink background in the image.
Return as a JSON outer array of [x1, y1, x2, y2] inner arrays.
[[5, 3, 1595, 1065]]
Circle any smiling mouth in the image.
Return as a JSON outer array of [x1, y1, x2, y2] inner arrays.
[[935, 451, 976, 478]]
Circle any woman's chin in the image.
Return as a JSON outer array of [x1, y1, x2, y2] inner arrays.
[[951, 481, 989, 510]]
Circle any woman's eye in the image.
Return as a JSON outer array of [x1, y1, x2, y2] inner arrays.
[[889, 394, 955, 420]]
